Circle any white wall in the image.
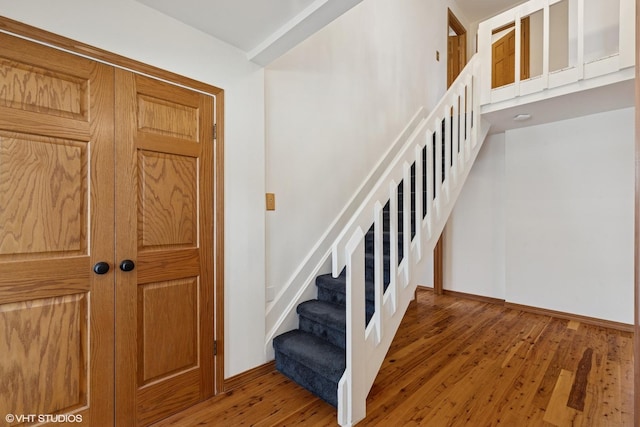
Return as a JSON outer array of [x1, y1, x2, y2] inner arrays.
[[444, 133, 506, 299], [505, 108, 634, 324], [548, 0, 569, 71], [584, 0, 620, 62], [446, 108, 634, 325], [0, 0, 267, 377], [264, 0, 468, 328], [529, 9, 544, 76]]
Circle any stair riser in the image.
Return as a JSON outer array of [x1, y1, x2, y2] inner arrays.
[[299, 316, 346, 350], [316, 287, 375, 324], [275, 351, 339, 408]]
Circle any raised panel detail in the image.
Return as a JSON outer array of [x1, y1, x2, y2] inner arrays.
[[137, 95, 199, 142], [0, 58, 88, 120], [0, 133, 86, 257], [138, 278, 199, 385], [0, 293, 88, 417], [138, 151, 197, 249]]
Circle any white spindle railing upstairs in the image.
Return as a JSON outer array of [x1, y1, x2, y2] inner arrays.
[[334, 56, 487, 426], [477, 0, 635, 106]]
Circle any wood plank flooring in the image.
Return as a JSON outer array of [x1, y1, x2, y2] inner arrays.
[[153, 288, 633, 426]]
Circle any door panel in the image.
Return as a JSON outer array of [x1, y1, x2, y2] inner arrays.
[[139, 277, 199, 383], [0, 294, 87, 416], [115, 70, 215, 425], [492, 29, 516, 88], [0, 133, 86, 256], [0, 33, 114, 425], [138, 150, 198, 248]]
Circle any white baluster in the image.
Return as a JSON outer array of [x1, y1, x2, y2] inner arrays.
[[344, 228, 366, 426]]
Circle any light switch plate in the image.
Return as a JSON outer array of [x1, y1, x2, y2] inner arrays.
[[266, 193, 276, 211]]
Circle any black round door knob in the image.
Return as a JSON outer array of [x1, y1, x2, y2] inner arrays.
[[119, 259, 135, 272], [93, 262, 110, 275]]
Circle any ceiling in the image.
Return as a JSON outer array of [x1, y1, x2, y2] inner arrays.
[[137, 0, 316, 53], [135, 0, 364, 65], [454, 0, 527, 23], [482, 78, 635, 134], [135, 0, 526, 65]]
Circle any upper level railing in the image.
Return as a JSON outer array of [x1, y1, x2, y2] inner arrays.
[[477, 0, 635, 106], [334, 56, 487, 426]]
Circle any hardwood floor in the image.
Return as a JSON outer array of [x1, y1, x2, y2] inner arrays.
[[153, 288, 633, 426]]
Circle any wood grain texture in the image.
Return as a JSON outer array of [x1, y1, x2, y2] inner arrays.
[[137, 95, 199, 141], [433, 235, 444, 295], [224, 361, 276, 392], [139, 278, 199, 384], [136, 249, 200, 285], [0, 257, 89, 304], [138, 151, 197, 249], [0, 32, 115, 426], [0, 18, 224, 425], [116, 70, 215, 425], [86, 57, 116, 426], [214, 90, 225, 395], [154, 289, 634, 427], [0, 294, 87, 417], [114, 68, 139, 427], [137, 370, 201, 427], [0, 57, 87, 119], [0, 134, 86, 256], [505, 302, 634, 333]]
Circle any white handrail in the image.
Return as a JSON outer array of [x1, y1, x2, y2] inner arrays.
[[336, 55, 487, 426]]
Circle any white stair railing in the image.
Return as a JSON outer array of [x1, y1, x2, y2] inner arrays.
[[477, 0, 635, 106], [334, 55, 487, 426]]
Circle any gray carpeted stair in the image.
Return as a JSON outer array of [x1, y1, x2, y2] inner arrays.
[[272, 164, 418, 407]]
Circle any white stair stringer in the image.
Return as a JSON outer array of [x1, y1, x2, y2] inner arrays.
[[333, 56, 489, 426]]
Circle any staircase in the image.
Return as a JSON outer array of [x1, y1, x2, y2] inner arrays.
[[271, 55, 487, 425], [273, 199, 398, 407], [269, 0, 635, 424]]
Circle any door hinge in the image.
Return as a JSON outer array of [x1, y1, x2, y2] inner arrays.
[[213, 340, 218, 356], [213, 123, 217, 140]]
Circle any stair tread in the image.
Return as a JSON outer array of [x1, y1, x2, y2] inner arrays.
[[273, 330, 345, 382], [297, 300, 345, 330]]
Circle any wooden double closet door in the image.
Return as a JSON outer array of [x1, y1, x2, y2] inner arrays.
[[0, 32, 217, 425]]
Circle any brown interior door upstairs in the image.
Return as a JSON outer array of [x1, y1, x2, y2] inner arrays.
[[447, 33, 467, 87], [492, 29, 517, 88], [491, 17, 531, 89], [114, 71, 215, 425], [0, 33, 115, 424]]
